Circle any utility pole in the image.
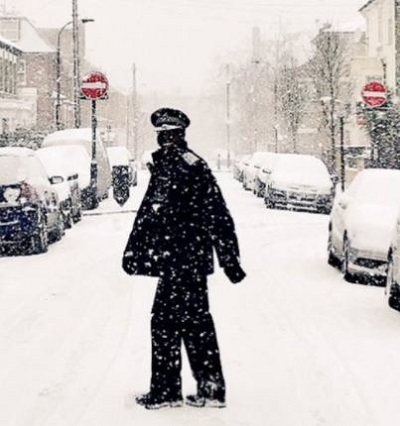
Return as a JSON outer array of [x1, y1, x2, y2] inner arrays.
[[72, 0, 81, 128], [125, 95, 130, 148], [132, 63, 138, 160], [226, 64, 231, 169], [396, 1, 400, 98], [251, 26, 261, 153]]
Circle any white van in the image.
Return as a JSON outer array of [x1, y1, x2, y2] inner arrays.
[[42, 129, 112, 207]]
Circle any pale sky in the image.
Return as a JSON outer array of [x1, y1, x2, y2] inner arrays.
[[6, 0, 367, 95]]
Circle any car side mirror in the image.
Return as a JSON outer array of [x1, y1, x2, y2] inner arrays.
[[67, 173, 79, 181], [49, 175, 64, 185]]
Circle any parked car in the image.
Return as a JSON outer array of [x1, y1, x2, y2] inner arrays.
[[106, 146, 137, 187], [233, 154, 250, 181], [328, 169, 400, 283], [36, 147, 82, 228], [264, 154, 333, 214], [0, 148, 64, 255], [254, 153, 281, 197], [42, 128, 112, 209], [242, 152, 271, 191], [386, 214, 400, 311]]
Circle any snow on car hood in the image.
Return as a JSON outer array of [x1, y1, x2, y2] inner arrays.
[[345, 203, 397, 254]]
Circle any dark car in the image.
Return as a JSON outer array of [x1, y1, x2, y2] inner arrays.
[[107, 146, 137, 187], [0, 148, 64, 255]]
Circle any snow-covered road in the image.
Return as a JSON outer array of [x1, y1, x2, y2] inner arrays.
[[2, 172, 400, 426]]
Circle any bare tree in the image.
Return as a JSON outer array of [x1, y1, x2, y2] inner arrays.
[[307, 23, 350, 172], [278, 56, 305, 153]]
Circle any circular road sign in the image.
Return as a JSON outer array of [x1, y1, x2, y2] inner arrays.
[[362, 81, 387, 108], [81, 71, 109, 100]]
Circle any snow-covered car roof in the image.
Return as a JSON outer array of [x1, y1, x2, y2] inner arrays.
[[106, 146, 132, 167], [249, 151, 270, 165], [271, 154, 332, 187], [0, 149, 50, 186], [44, 128, 97, 144], [349, 169, 400, 206]]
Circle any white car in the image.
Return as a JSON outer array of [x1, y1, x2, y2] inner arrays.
[[42, 129, 112, 209], [264, 154, 333, 214], [36, 147, 83, 228], [233, 154, 250, 181], [242, 151, 270, 191], [254, 153, 282, 197], [328, 169, 400, 283]]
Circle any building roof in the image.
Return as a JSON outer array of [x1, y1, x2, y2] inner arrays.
[[359, 0, 376, 13], [16, 18, 55, 53], [0, 16, 55, 53], [0, 34, 22, 54]]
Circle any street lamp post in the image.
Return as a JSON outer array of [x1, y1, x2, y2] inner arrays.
[[226, 67, 231, 169], [321, 96, 347, 190], [55, 18, 94, 130]]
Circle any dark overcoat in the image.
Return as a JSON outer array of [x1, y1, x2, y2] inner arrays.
[[123, 146, 240, 277]]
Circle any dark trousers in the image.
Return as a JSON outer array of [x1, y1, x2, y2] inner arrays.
[[150, 272, 225, 401]]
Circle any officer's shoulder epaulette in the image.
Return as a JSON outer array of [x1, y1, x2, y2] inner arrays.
[[181, 151, 200, 166]]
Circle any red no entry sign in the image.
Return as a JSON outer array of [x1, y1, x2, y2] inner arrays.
[[362, 81, 387, 108], [81, 71, 109, 100]]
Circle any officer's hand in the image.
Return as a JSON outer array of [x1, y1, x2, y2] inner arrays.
[[224, 261, 246, 284], [122, 251, 135, 275]]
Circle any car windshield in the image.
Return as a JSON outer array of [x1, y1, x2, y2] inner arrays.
[[0, 155, 49, 186], [351, 171, 400, 206]]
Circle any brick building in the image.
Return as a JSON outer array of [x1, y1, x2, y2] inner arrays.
[[0, 34, 34, 133], [0, 15, 56, 132]]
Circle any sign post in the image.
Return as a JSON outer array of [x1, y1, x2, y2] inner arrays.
[[361, 81, 388, 166], [80, 71, 109, 209]]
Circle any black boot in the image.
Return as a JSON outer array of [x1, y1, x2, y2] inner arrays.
[[186, 381, 226, 408], [185, 393, 226, 408], [135, 393, 183, 410]]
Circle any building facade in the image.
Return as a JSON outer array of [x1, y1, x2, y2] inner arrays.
[[0, 35, 34, 133], [0, 15, 56, 132]]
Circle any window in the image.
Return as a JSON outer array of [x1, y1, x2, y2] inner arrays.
[[17, 58, 25, 86], [0, 19, 21, 42], [0, 48, 4, 93]]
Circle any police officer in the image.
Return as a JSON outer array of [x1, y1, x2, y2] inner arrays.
[[122, 107, 246, 410]]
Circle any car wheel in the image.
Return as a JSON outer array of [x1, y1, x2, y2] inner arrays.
[[319, 205, 331, 215], [265, 195, 275, 209], [64, 211, 73, 229], [386, 254, 400, 311], [327, 228, 341, 269], [29, 221, 48, 255], [72, 207, 82, 223], [52, 215, 65, 243], [342, 236, 358, 283]]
